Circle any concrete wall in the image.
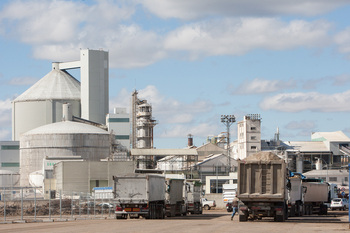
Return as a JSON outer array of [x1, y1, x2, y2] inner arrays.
[[54, 161, 135, 194]]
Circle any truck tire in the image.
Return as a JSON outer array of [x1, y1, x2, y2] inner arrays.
[[204, 205, 210, 210], [239, 213, 248, 222], [275, 214, 285, 222]]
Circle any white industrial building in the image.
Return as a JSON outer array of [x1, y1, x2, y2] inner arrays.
[[236, 114, 262, 160], [106, 107, 130, 150]]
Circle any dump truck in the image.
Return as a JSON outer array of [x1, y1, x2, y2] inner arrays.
[[223, 184, 237, 212], [185, 179, 203, 214], [237, 152, 288, 222], [165, 178, 187, 217], [302, 180, 329, 215], [113, 173, 166, 219]]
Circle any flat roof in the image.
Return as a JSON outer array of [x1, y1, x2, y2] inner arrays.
[[131, 148, 198, 156]]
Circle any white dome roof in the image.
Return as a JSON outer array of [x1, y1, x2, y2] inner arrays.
[[14, 68, 80, 102], [23, 121, 109, 135]]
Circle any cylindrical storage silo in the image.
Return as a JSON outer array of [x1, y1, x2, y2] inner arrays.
[[12, 67, 81, 141], [20, 121, 110, 187]]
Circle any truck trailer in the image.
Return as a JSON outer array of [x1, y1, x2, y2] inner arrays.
[[185, 179, 203, 214], [165, 178, 187, 217], [113, 174, 166, 219], [223, 184, 237, 212], [237, 152, 288, 222]]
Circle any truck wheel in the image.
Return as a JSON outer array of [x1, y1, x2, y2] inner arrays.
[[275, 214, 284, 222], [116, 215, 122, 219], [239, 213, 248, 222], [204, 205, 210, 210]]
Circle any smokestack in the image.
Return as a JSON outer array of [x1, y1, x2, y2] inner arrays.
[[188, 134, 193, 147]]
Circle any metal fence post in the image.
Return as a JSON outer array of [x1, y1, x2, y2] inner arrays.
[[3, 187, 6, 222], [79, 193, 81, 217], [94, 194, 96, 218], [87, 195, 90, 217], [101, 196, 104, 217], [60, 190, 62, 220], [34, 187, 37, 222], [21, 187, 23, 221], [49, 186, 51, 220], [71, 191, 74, 219]]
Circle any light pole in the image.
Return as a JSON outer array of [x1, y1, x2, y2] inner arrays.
[[221, 115, 236, 173]]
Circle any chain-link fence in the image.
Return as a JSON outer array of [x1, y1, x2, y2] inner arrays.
[[0, 187, 116, 223]]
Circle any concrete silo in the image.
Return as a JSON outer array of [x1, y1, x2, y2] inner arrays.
[[12, 64, 81, 141], [19, 118, 111, 187]]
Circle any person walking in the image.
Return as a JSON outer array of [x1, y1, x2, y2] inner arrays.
[[231, 195, 238, 220]]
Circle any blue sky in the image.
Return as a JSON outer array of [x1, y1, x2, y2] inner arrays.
[[1, 0, 350, 149]]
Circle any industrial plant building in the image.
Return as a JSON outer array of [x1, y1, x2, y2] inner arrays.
[[1, 47, 350, 198]]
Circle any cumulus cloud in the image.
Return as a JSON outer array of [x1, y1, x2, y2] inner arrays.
[[164, 18, 330, 59], [260, 90, 350, 112], [138, 85, 213, 123], [334, 27, 350, 58], [0, 1, 334, 68], [141, 0, 349, 20], [231, 78, 296, 95]]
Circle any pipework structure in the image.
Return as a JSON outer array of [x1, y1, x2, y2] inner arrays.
[[221, 115, 236, 172], [131, 90, 157, 149]]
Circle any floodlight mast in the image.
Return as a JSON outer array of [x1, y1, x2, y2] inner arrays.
[[221, 115, 236, 172]]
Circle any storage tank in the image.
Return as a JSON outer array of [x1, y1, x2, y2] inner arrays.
[[19, 120, 111, 186], [12, 64, 81, 141], [0, 170, 20, 187]]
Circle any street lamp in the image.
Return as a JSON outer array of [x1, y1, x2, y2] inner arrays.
[[221, 115, 236, 173], [315, 157, 328, 182]]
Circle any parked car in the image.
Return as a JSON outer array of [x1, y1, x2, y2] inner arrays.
[[202, 198, 216, 210], [330, 198, 349, 210], [97, 202, 114, 208]]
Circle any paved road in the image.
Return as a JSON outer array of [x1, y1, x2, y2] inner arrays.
[[0, 210, 349, 233]]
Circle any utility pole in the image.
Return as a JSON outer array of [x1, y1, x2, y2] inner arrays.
[[221, 115, 236, 173]]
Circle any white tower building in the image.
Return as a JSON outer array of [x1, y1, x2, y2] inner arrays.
[[237, 114, 261, 160]]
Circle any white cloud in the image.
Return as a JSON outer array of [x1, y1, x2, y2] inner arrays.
[[334, 27, 350, 59], [109, 88, 131, 113], [164, 18, 330, 58], [232, 78, 296, 95], [260, 90, 350, 112], [141, 0, 349, 20], [0, 1, 334, 68]]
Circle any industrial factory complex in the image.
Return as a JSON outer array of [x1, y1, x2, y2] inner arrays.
[[1, 49, 350, 199]]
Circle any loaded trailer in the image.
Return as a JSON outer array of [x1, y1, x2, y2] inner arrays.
[[165, 178, 187, 217], [237, 152, 288, 222], [113, 173, 166, 219], [185, 179, 203, 214]]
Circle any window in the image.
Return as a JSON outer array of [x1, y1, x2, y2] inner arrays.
[[251, 127, 256, 130], [345, 177, 348, 182], [1, 145, 19, 150], [251, 136, 257, 140], [1, 162, 19, 167], [251, 146, 257, 150], [329, 177, 337, 182]]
